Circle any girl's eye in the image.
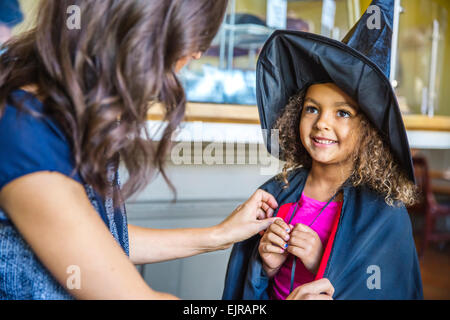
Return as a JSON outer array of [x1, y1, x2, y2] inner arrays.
[[337, 110, 351, 118], [305, 106, 318, 114]]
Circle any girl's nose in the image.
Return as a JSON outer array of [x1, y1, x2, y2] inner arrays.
[[314, 112, 332, 131]]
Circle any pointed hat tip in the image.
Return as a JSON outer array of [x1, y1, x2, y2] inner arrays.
[[342, 0, 395, 78]]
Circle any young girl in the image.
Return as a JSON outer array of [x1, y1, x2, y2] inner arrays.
[[223, 0, 423, 300], [261, 82, 420, 300]]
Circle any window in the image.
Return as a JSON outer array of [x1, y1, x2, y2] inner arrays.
[[179, 0, 357, 106]]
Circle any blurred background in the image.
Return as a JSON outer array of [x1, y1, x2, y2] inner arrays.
[[4, 0, 450, 299]]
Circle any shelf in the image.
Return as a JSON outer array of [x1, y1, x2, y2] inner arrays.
[[401, 114, 450, 132], [147, 103, 260, 124], [147, 103, 450, 131]]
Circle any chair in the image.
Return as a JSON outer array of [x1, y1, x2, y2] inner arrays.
[[407, 154, 450, 259]]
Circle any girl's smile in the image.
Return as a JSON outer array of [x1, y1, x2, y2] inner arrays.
[[311, 136, 338, 147]]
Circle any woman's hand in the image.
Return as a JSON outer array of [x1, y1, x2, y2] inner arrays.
[[286, 223, 323, 274], [258, 218, 291, 278], [129, 189, 278, 265], [216, 189, 278, 248], [286, 278, 334, 300]]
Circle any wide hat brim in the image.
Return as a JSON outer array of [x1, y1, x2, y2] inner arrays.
[[256, 30, 415, 183]]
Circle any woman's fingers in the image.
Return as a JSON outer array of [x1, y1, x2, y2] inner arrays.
[[218, 190, 280, 243], [243, 189, 280, 232], [253, 189, 278, 213], [256, 208, 266, 220], [260, 202, 274, 218], [286, 278, 335, 300]]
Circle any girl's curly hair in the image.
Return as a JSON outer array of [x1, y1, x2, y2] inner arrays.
[[274, 86, 419, 207]]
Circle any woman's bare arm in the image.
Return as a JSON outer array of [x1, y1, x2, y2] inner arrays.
[[0, 171, 176, 299], [128, 189, 279, 265], [128, 224, 228, 265]]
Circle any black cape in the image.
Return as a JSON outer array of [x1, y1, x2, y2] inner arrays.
[[222, 168, 423, 300]]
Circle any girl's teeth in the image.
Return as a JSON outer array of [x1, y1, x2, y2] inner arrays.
[[314, 138, 336, 144]]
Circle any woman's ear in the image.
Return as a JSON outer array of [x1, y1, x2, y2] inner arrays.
[[193, 51, 202, 60]]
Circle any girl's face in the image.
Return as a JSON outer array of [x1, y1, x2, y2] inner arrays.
[[299, 83, 361, 168]]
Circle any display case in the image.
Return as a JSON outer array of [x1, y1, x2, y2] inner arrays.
[[179, 0, 358, 106], [176, 0, 449, 122], [393, 0, 447, 117]]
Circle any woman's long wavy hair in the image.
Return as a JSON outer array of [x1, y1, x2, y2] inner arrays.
[[0, 0, 228, 207], [274, 85, 419, 207]]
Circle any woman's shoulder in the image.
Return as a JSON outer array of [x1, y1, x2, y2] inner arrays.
[[0, 89, 73, 154], [0, 89, 82, 190], [2, 89, 69, 141]]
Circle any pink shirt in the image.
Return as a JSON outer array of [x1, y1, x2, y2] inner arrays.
[[270, 192, 343, 300]]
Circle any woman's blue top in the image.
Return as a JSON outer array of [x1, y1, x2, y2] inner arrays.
[[0, 89, 130, 299]]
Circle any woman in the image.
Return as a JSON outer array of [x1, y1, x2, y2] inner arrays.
[[0, 0, 333, 299]]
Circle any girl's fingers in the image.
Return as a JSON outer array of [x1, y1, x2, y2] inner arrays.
[[273, 218, 291, 232], [268, 220, 291, 241], [293, 223, 316, 234], [266, 231, 288, 250], [286, 244, 307, 258], [262, 243, 285, 254], [288, 232, 314, 247]]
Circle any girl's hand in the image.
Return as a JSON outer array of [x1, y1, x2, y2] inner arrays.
[[287, 223, 323, 274], [258, 218, 291, 278], [286, 278, 334, 300]]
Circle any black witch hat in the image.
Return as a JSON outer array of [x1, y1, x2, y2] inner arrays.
[[256, 0, 415, 182]]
